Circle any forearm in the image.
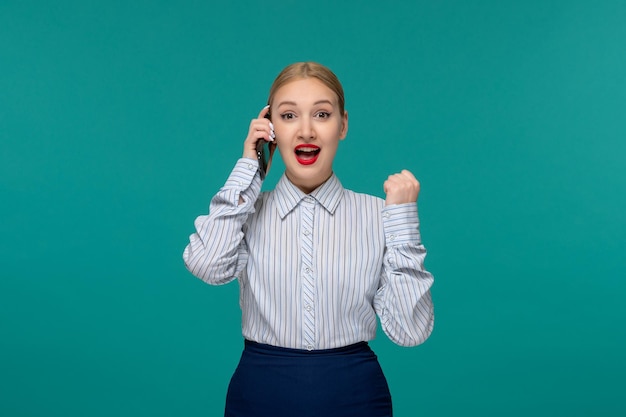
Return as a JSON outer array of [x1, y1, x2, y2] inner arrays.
[[182, 158, 261, 284], [374, 203, 435, 346]]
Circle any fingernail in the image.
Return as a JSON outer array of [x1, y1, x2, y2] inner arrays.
[[264, 104, 270, 109], [269, 122, 274, 130]]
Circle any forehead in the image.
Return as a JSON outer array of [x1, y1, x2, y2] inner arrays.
[[274, 78, 338, 106]]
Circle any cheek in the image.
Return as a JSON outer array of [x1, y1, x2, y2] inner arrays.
[[273, 124, 289, 141], [275, 140, 291, 156]]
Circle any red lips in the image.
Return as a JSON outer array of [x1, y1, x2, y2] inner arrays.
[[294, 144, 321, 165]]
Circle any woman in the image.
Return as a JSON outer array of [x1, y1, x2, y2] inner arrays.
[[183, 62, 434, 417]]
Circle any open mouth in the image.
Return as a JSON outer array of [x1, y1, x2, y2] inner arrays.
[[294, 145, 321, 165]]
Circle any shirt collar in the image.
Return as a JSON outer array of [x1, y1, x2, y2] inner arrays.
[[273, 173, 344, 219]]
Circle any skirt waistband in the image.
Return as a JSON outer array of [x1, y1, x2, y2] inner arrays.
[[244, 339, 371, 357]]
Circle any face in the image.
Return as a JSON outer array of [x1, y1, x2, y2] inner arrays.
[[270, 78, 348, 194]]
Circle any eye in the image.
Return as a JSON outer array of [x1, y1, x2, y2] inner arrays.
[[316, 111, 331, 119], [280, 112, 296, 120]]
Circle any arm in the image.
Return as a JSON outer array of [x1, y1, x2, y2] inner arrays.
[[373, 170, 434, 346], [182, 158, 262, 285], [183, 106, 275, 284], [374, 203, 434, 346]]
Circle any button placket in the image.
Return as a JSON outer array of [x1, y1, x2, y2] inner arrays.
[[300, 197, 316, 350]]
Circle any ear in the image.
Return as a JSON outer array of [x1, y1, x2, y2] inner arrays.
[[339, 110, 349, 140]]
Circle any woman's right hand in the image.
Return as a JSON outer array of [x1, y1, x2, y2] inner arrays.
[[242, 105, 275, 160]]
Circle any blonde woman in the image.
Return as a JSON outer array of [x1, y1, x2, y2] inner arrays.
[[183, 62, 434, 417]]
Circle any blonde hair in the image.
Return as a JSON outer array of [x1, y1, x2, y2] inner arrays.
[[267, 62, 345, 116]]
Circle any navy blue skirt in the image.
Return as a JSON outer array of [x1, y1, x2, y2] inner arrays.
[[224, 340, 393, 417]]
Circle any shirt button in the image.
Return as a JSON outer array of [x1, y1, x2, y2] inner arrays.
[[247, 163, 253, 170], [389, 234, 396, 241], [238, 181, 243, 186], [303, 229, 311, 236], [306, 344, 314, 351], [305, 267, 311, 273], [383, 212, 390, 218], [305, 304, 313, 312]]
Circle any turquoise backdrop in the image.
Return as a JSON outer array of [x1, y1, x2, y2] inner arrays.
[[2, 1, 625, 416]]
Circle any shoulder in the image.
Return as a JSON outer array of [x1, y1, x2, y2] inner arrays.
[[338, 189, 385, 222], [342, 188, 384, 207]]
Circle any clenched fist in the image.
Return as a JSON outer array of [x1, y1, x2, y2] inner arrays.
[[384, 169, 420, 206]]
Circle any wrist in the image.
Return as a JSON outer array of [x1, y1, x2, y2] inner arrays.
[[243, 150, 257, 160]]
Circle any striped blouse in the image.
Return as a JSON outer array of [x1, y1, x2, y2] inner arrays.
[[183, 158, 434, 350]]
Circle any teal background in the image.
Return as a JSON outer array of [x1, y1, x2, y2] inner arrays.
[[2, 1, 625, 416]]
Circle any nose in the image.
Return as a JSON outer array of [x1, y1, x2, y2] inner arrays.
[[298, 116, 315, 141]]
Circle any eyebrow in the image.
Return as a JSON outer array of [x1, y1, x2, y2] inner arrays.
[[276, 99, 334, 107]]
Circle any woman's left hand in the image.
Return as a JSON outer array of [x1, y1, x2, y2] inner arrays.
[[384, 169, 420, 206]]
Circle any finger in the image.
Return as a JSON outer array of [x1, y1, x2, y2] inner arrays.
[[384, 172, 420, 192], [251, 126, 274, 142], [383, 175, 396, 191], [257, 104, 270, 119], [250, 117, 275, 137], [399, 169, 417, 181], [252, 111, 274, 139], [385, 172, 406, 186]]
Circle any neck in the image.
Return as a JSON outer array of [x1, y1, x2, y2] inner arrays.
[[287, 172, 333, 194]]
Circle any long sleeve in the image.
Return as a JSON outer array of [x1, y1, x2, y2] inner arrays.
[[182, 158, 262, 285], [373, 203, 435, 347]]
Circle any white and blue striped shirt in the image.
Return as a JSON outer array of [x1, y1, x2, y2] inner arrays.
[[183, 158, 434, 350]]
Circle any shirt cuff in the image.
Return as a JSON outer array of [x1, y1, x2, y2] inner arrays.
[[382, 203, 421, 246], [224, 158, 259, 189]]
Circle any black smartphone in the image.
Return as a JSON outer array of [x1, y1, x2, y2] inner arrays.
[[256, 112, 272, 179]]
